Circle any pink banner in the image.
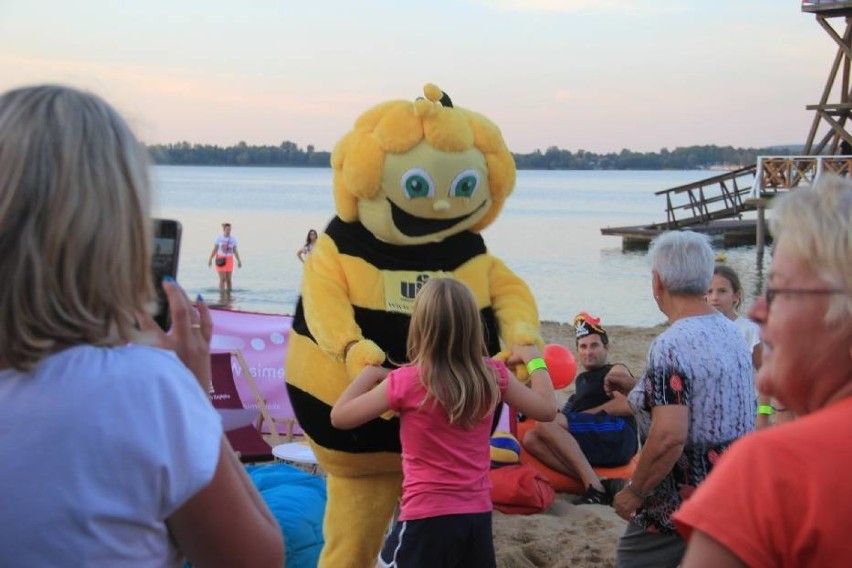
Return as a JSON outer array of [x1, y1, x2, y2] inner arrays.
[[208, 307, 509, 437], [209, 308, 297, 433]]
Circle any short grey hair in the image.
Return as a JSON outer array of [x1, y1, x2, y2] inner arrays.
[[647, 231, 715, 296], [770, 174, 852, 323], [0, 85, 154, 370]]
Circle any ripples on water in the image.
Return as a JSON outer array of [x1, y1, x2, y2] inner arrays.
[[152, 166, 770, 328]]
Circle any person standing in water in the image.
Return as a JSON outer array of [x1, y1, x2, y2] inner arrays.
[[296, 229, 318, 263], [208, 222, 242, 294]]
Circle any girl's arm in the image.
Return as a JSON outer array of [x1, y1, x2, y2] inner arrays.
[[330, 365, 391, 429], [232, 246, 242, 268], [502, 345, 559, 422]]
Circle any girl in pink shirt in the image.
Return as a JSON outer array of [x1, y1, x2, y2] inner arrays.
[[331, 278, 558, 567]]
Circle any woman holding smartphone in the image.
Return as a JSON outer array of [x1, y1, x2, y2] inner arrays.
[[0, 85, 283, 567]]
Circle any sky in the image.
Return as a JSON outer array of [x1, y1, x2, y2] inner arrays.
[[0, 0, 839, 154]]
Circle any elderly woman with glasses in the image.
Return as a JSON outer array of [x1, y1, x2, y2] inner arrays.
[[675, 175, 852, 566], [609, 230, 756, 568]]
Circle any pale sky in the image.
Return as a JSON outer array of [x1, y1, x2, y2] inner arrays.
[[0, 0, 836, 153]]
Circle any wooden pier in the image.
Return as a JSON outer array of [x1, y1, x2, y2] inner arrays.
[[600, 156, 852, 251], [601, 3, 852, 251], [601, 219, 762, 251], [601, 166, 763, 250]]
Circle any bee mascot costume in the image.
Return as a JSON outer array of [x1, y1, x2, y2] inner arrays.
[[286, 84, 542, 567]]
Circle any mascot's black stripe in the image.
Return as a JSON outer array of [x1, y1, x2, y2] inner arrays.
[[286, 384, 402, 453], [325, 217, 487, 271], [289, 305, 502, 452], [292, 303, 501, 362]]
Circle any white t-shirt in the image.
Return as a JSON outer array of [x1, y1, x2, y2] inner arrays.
[[0, 344, 222, 567], [215, 235, 238, 257], [734, 316, 761, 352]]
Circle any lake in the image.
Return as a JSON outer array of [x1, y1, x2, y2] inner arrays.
[[152, 166, 769, 328]]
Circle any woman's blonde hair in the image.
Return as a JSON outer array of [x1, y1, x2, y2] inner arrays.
[[406, 278, 500, 429], [0, 85, 154, 370], [331, 83, 516, 232], [770, 174, 852, 323]]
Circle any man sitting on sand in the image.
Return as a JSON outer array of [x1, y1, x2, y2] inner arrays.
[[522, 312, 638, 505]]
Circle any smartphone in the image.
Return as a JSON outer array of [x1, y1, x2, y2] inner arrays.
[[152, 219, 182, 331]]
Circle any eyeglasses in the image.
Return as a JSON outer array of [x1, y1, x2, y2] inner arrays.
[[764, 288, 844, 308]]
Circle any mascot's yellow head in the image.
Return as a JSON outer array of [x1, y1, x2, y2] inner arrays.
[[331, 83, 516, 245]]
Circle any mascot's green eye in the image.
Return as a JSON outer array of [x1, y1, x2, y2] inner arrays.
[[401, 168, 435, 199], [450, 169, 481, 198]]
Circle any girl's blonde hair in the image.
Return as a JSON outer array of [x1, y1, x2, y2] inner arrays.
[[0, 85, 154, 370], [406, 278, 500, 429]]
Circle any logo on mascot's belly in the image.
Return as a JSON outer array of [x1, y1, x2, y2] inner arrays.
[[383, 271, 453, 313]]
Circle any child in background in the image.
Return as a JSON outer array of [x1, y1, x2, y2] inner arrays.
[[331, 278, 558, 568], [708, 265, 781, 428]]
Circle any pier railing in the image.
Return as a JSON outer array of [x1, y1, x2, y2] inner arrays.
[[655, 166, 756, 229], [752, 155, 852, 197]]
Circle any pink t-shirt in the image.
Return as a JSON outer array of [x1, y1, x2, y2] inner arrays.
[[386, 359, 510, 521]]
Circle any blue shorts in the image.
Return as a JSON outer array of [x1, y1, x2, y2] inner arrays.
[[378, 512, 495, 568], [563, 410, 638, 467]]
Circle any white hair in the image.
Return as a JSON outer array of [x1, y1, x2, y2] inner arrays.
[[648, 231, 715, 296]]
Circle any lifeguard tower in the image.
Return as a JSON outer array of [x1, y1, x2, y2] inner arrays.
[[801, 1, 852, 155]]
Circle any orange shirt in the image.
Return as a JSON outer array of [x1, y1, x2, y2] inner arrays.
[[675, 397, 852, 567]]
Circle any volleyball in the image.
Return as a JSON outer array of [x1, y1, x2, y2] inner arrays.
[[490, 432, 522, 467]]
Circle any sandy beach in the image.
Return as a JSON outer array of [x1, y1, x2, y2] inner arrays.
[[490, 320, 666, 568]]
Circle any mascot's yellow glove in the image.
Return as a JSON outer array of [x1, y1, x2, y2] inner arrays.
[[345, 339, 386, 381], [494, 323, 545, 383]]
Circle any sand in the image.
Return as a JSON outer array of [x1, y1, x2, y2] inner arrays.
[[490, 321, 666, 568]]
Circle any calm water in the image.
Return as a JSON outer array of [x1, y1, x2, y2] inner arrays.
[[152, 166, 770, 328]]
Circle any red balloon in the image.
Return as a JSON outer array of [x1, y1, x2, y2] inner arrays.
[[543, 343, 577, 390]]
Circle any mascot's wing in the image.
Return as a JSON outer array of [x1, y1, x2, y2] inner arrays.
[[301, 234, 364, 361], [488, 256, 544, 350]]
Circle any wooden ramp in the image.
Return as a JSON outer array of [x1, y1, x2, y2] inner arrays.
[[601, 166, 759, 250]]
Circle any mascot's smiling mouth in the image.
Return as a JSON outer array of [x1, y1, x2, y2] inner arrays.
[[389, 199, 487, 237]]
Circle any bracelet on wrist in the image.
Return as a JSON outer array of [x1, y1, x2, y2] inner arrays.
[[757, 404, 774, 416], [526, 357, 548, 375], [626, 480, 648, 500]]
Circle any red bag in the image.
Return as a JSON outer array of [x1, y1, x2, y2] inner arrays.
[[489, 464, 555, 515]]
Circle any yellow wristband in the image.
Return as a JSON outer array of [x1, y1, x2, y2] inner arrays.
[[526, 357, 547, 374], [757, 405, 774, 416]]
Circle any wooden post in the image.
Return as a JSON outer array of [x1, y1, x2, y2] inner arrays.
[[756, 203, 766, 256]]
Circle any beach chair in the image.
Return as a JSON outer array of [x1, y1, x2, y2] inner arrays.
[[210, 351, 285, 462]]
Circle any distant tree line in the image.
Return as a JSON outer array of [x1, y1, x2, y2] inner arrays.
[[146, 141, 331, 167], [146, 141, 797, 170], [512, 145, 796, 170]]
